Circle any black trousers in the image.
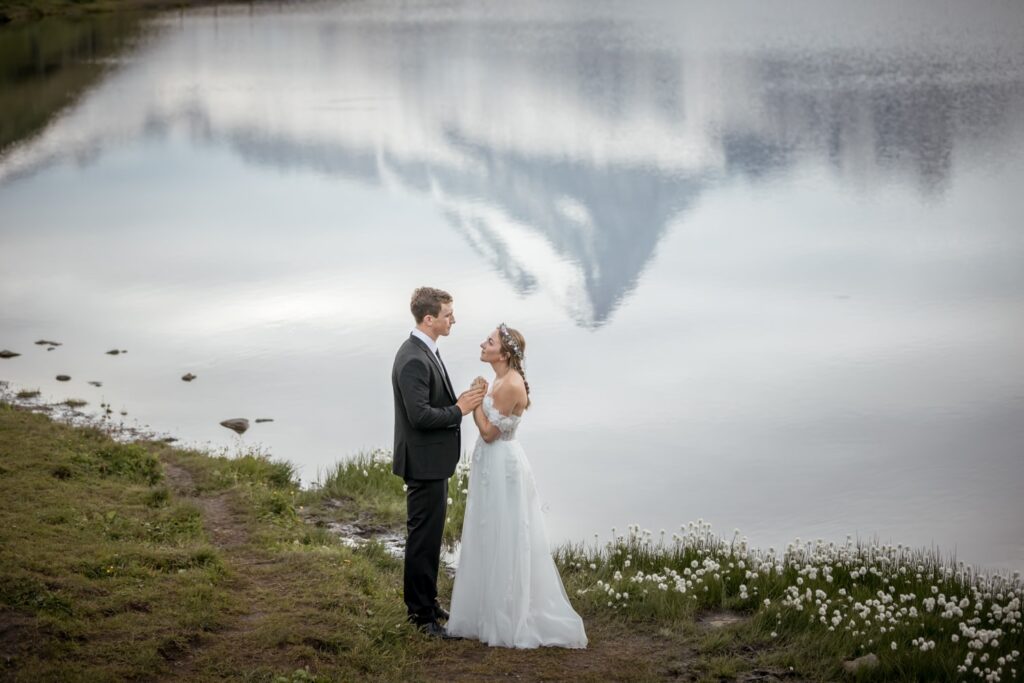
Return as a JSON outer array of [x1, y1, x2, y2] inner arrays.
[[403, 477, 447, 624]]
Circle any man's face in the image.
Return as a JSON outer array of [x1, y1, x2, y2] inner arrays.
[[426, 301, 455, 337]]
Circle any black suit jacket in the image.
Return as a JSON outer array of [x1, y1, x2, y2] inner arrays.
[[392, 334, 462, 480]]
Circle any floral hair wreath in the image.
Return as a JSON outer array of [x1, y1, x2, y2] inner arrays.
[[498, 322, 525, 367]]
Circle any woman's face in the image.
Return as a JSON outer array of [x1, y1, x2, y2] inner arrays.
[[479, 329, 505, 364]]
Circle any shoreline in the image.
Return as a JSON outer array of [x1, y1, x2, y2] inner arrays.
[[2, 377, 1020, 580], [0, 0, 264, 25], [2, 385, 1022, 680]]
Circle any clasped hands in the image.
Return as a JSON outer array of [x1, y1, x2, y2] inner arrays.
[[456, 376, 489, 415]]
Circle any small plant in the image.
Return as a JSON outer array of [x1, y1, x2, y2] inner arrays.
[[145, 485, 170, 507]]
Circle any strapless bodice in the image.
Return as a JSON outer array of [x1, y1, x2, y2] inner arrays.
[[482, 395, 522, 441]]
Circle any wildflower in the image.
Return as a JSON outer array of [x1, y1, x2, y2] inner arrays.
[[891, 641, 898, 651], [447, 497, 453, 505]]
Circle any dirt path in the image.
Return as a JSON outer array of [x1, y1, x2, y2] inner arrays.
[[156, 457, 795, 682], [162, 461, 249, 550], [158, 459, 275, 680]]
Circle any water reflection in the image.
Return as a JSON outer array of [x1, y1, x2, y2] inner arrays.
[[1, 1, 1023, 569], [0, 12, 151, 154], [3, 4, 1022, 326]]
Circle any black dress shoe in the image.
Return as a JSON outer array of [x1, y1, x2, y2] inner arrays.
[[434, 604, 450, 621], [418, 620, 458, 640]]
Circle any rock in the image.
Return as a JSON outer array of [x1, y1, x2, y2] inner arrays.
[[255, 418, 274, 423], [56, 375, 71, 382], [106, 349, 121, 355], [842, 653, 879, 674], [181, 373, 197, 382], [219, 418, 249, 435], [88, 381, 102, 387], [699, 611, 748, 630], [35, 339, 61, 346], [0, 350, 20, 359], [47, 347, 56, 351], [162, 437, 178, 443]]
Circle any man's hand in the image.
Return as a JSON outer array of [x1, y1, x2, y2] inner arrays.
[[456, 386, 486, 415]]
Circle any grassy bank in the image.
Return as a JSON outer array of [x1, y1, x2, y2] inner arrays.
[[0, 0, 242, 24], [2, 400, 1021, 681]]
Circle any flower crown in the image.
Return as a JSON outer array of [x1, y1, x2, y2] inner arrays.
[[498, 323, 524, 365]]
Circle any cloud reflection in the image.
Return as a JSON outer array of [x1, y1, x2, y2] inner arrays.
[[1, 3, 1023, 327]]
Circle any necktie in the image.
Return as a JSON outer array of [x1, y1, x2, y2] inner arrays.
[[435, 349, 454, 395]]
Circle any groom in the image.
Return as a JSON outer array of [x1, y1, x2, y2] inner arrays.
[[392, 286, 485, 637]]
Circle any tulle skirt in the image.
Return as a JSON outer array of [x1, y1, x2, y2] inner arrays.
[[447, 437, 587, 649]]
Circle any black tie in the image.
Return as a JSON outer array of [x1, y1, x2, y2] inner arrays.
[[435, 349, 454, 395]]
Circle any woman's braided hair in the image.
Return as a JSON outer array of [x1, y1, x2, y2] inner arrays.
[[498, 323, 531, 409]]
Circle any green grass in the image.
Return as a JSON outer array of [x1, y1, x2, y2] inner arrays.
[[302, 449, 470, 547], [0, 404, 430, 680], [0, 403, 232, 680], [4, 399, 1020, 682]]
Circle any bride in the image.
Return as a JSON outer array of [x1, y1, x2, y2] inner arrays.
[[446, 323, 588, 649]]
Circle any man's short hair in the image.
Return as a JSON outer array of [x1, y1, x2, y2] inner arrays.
[[410, 287, 453, 323]]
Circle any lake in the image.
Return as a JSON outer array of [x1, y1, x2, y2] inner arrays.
[[1, 0, 1023, 571]]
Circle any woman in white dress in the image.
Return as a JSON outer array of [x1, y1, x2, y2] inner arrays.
[[446, 324, 587, 649]]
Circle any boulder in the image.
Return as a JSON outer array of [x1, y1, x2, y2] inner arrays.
[[255, 418, 274, 423], [56, 375, 71, 382], [35, 340, 61, 346], [181, 373, 197, 382], [88, 381, 102, 387], [220, 418, 249, 435], [0, 350, 20, 359], [842, 653, 879, 674], [106, 349, 121, 355]]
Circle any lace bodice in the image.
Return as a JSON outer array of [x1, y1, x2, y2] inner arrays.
[[482, 395, 522, 441]]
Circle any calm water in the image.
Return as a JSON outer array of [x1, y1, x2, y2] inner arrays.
[[2, 0, 1023, 570]]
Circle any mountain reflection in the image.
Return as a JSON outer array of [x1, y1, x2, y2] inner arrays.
[[2, 8, 1023, 326]]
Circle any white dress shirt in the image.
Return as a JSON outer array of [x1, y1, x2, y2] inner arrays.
[[410, 328, 439, 355]]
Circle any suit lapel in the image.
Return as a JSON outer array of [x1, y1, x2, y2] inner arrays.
[[409, 335, 456, 401]]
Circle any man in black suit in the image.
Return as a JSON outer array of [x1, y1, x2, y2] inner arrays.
[[392, 286, 485, 637]]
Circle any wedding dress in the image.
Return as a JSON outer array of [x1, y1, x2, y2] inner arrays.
[[446, 395, 587, 648]]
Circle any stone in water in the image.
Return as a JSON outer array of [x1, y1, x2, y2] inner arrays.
[[220, 418, 249, 435], [181, 373, 197, 382], [0, 350, 20, 359], [56, 375, 71, 382]]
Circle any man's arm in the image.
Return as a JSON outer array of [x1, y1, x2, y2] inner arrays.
[[398, 358, 462, 430]]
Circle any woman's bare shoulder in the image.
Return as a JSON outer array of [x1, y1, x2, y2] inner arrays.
[[494, 371, 527, 400]]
